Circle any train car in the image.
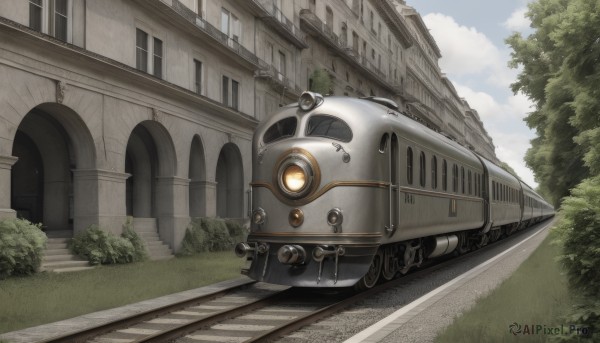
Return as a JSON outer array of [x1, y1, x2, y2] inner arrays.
[[236, 92, 553, 289], [479, 157, 522, 240]]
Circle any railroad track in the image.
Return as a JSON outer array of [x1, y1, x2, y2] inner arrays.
[[37, 223, 550, 343]]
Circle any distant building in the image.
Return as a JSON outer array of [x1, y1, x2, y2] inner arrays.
[[0, 0, 497, 252]]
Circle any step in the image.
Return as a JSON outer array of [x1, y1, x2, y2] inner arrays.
[[137, 231, 160, 239], [148, 246, 172, 254], [46, 242, 68, 250], [132, 218, 158, 232], [43, 254, 82, 262], [53, 266, 96, 273], [46, 238, 70, 244], [44, 230, 73, 238], [41, 260, 90, 270], [144, 240, 165, 246], [44, 248, 71, 256]]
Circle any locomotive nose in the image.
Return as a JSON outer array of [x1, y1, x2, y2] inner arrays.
[[277, 245, 306, 265]]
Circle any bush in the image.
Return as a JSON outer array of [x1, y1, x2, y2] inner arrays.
[[121, 217, 147, 262], [71, 224, 146, 265], [180, 218, 248, 255], [225, 220, 248, 246], [554, 176, 600, 339], [0, 218, 46, 279]]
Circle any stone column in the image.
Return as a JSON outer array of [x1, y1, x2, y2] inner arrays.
[[0, 156, 18, 219], [72, 169, 130, 235], [155, 176, 191, 252], [190, 180, 218, 218]]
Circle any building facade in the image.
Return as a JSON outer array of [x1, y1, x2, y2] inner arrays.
[[0, 0, 497, 252]]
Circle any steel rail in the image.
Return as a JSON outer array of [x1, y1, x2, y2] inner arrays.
[[38, 279, 257, 343]]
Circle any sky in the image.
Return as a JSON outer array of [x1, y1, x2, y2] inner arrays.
[[407, 0, 538, 187]]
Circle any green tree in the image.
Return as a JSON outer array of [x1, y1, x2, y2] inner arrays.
[[309, 69, 332, 95], [506, 0, 600, 206]]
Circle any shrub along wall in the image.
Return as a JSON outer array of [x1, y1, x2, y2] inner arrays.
[[180, 218, 248, 255], [0, 218, 47, 279], [70, 222, 147, 265]]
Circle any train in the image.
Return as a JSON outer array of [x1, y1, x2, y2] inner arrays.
[[235, 92, 554, 289]]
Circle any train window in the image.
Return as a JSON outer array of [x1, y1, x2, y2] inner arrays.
[[306, 115, 353, 142], [442, 159, 447, 191], [263, 117, 297, 144], [492, 181, 496, 200], [419, 152, 426, 187], [461, 166, 465, 194], [379, 133, 389, 153], [452, 164, 458, 193], [468, 170, 472, 195], [431, 156, 438, 189], [407, 147, 413, 185]]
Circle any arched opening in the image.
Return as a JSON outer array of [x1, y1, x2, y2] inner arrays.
[[189, 135, 206, 218], [11, 104, 95, 236], [216, 143, 243, 218], [125, 121, 176, 219]]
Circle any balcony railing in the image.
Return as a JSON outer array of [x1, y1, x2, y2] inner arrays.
[[256, 60, 303, 95], [300, 9, 401, 94], [171, 0, 259, 66]]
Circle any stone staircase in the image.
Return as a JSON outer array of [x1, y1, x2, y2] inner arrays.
[[132, 218, 174, 261], [41, 231, 94, 273]]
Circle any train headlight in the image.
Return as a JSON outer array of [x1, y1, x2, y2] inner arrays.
[[282, 165, 306, 192], [299, 91, 324, 111], [277, 154, 314, 199], [327, 208, 343, 226]]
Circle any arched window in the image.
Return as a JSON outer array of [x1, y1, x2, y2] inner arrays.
[[431, 156, 438, 189], [442, 159, 447, 191], [468, 170, 472, 195], [407, 147, 413, 185], [452, 164, 458, 192], [461, 166, 465, 194], [419, 151, 426, 187]]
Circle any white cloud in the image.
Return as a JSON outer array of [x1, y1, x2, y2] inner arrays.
[[453, 83, 537, 187], [423, 13, 503, 76], [422, 12, 538, 187], [503, 7, 530, 32]]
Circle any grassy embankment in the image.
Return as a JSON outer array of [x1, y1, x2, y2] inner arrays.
[[435, 228, 575, 342], [0, 251, 244, 334]]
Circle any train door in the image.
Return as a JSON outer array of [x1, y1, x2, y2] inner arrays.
[[387, 134, 399, 235]]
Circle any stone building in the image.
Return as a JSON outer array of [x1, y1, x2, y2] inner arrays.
[[0, 0, 498, 253]]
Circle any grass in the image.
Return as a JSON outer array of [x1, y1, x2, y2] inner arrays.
[[435, 229, 575, 343], [0, 251, 244, 334]]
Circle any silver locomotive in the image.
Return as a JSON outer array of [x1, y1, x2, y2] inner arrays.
[[235, 92, 554, 289]]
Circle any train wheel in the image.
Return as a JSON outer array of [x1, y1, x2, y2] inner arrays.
[[456, 232, 470, 255], [381, 246, 398, 281], [355, 251, 382, 290]]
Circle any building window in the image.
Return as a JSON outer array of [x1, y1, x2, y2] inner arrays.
[[29, 0, 43, 32], [29, 0, 70, 41], [278, 51, 286, 77], [197, 0, 203, 17], [136, 28, 149, 73], [232, 80, 239, 110], [221, 8, 240, 42], [407, 147, 413, 185], [222, 76, 229, 106], [194, 59, 202, 94], [326, 6, 333, 30], [222, 75, 240, 110], [419, 151, 426, 187], [53, 0, 68, 41], [153, 37, 163, 78]]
